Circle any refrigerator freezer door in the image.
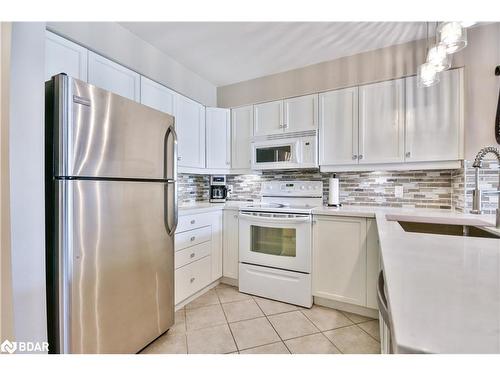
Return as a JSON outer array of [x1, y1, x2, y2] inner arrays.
[[54, 75, 175, 180], [57, 179, 174, 353]]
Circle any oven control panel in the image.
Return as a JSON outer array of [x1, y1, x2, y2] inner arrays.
[[261, 181, 323, 197]]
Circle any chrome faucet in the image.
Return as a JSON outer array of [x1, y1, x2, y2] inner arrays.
[[471, 146, 500, 228]]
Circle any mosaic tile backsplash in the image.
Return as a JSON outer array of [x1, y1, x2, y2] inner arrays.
[[179, 162, 500, 212], [179, 169, 454, 209], [453, 160, 499, 214], [226, 170, 453, 209]]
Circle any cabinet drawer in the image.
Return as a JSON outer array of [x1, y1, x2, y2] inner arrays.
[[177, 212, 216, 233], [175, 241, 211, 269], [175, 225, 211, 251], [175, 255, 211, 304]]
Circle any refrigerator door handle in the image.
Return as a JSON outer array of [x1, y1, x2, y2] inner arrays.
[[164, 125, 178, 236], [164, 125, 178, 181]]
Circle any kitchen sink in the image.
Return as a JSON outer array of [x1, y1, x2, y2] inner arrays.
[[397, 221, 500, 239]]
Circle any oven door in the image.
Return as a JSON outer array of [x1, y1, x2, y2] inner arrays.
[[251, 139, 300, 170], [238, 211, 312, 273]]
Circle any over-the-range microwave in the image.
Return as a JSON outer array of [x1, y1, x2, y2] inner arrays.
[[251, 132, 318, 170]]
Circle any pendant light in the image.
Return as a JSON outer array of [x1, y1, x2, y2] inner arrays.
[[426, 22, 451, 72], [418, 22, 439, 87], [418, 62, 440, 88], [438, 21, 467, 54]]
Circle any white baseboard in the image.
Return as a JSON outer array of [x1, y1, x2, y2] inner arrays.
[[175, 279, 220, 310], [220, 276, 238, 287], [314, 296, 378, 319]]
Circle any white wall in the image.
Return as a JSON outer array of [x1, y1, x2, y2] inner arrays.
[[47, 22, 217, 107], [8, 22, 47, 346], [0, 22, 14, 343]]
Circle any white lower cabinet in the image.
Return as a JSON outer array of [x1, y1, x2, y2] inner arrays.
[[175, 255, 212, 305], [312, 215, 379, 309], [174, 211, 222, 305], [223, 209, 239, 280]]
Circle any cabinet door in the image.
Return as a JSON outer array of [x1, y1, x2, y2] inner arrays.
[[405, 68, 463, 162], [175, 95, 206, 168], [211, 212, 223, 282], [140, 76, 176, 115], [45, 31, 88, 81], [88, 51, 140, 101], [284, 94, 318, 132], [313, 216, 367, 306], [254, 100, 283, 136], [206, 107, 231, 169], [231, 106, 253, 170], [359, 79, 405, 164], [319, 87, 359, 165], [366, 219, 380, 309], [223, 210, 239, 279]]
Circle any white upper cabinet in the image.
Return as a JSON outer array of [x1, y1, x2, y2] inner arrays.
[[405, 68, 463, 162], [283, 94, 318, 132], [88, 51, 140, 101], [175, 95, 206, 169], [358, 78, 405, 164], [231, 106, 254, 170], [140, 76, 176, 115], [45, 31, 88, 81], [319, 87, 359, 165], [253, 100, 283, 136], [254, 95, 319, 137], [206, 107, 231, 169]]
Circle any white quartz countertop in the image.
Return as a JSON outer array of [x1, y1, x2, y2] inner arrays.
[[374, 209, 500, 353], [178, 200, 253, 215]]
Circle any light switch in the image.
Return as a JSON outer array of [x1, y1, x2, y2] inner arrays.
[[395, 186, 404, 199]]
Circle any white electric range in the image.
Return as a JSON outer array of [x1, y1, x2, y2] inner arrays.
[[238, 181, 323, 307]]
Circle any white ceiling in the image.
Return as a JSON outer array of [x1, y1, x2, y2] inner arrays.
[[120, 22, 429, 86]]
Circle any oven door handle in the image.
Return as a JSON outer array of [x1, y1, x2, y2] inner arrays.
[[239, 212, 311, 224]]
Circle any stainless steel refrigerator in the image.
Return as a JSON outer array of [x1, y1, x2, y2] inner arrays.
[[45, 74, 178, 354]]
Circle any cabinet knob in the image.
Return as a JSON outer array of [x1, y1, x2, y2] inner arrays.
[[352, 155, 358, 160], [177, 156, 182, 161], [190, 277, 195, 283], [405, 151, 411, 158], [234, 214, 238, 219], [190, 220, 196, 224], [190, 236, 195, 241], [358, 154, 364, 160], [190, 253, 195, 258]]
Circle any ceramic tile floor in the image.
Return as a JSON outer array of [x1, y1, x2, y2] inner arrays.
[[140, 284, 380, 354]]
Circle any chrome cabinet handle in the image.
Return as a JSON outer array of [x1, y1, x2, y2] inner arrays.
[[190, 236, 195, 241], [358, 154, 364, 160], [352, 155, 358, 160], [190, 277, 195, 283], [190, 253, 195, 258], [405, 151, 411, 158], [190, 220, 196, 224]]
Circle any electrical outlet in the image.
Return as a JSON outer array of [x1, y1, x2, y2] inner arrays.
[[395, 186, 404, 199]]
